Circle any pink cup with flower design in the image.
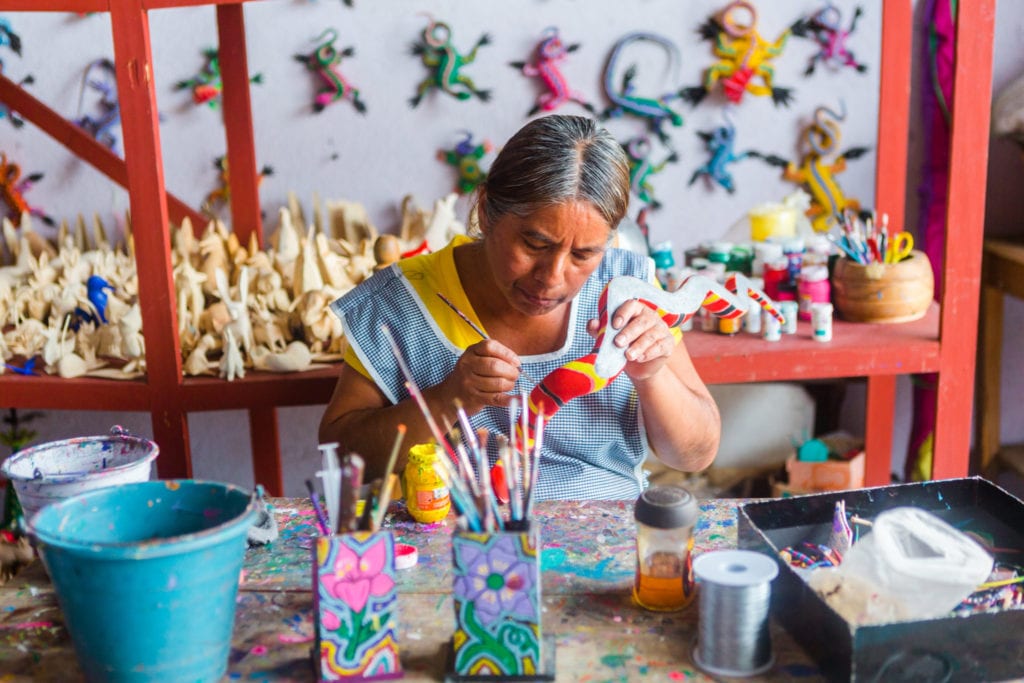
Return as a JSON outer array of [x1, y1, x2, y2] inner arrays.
[[313, 532, 402, 681]]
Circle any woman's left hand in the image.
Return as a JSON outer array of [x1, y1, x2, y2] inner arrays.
[[586, 299, 679, 381]]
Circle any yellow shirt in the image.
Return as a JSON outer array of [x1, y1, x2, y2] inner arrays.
[[343, 235, 482, 378]]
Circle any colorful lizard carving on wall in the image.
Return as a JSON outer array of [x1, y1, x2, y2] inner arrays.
[[510, 27, 594, 117], [623, 135, 677, 209], [203, 155, 274, 215], [758, 104, 870, 233], [294, 29, 366, 114], [688, 111, 758, 193], [681, 0, 797, 107], [437, 132, 492, 195], [409, 18, 491, 107], [175, 47, 263, 109], [600, 32, 685, 144], [74, 58, 121, 152], [0, 153, 52, 225], [792, 2, 868, 76]]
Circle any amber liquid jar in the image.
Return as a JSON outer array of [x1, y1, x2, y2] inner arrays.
[[633, 486, 699, 611]]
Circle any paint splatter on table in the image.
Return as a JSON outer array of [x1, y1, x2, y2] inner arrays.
[[0, 498, 824, 681], [241, 498, 741, 593]]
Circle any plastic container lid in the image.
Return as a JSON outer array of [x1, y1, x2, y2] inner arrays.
[[799, 265, 829, 282], [634, 485, 699, 529]]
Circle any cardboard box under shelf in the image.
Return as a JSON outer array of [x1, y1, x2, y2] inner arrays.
[[785, 451, 865, 493], [737, 477, 1024, 682]]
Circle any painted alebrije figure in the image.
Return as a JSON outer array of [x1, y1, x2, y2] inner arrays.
[[74, 58, 121, 152], [409, 18, 491, 107], [688, 111, 757, 194], [520, 273, 783, 447], [0, 153, 52, 226], [623, 135, 677, 210], [601, 33, 685, 144], [758, 104, 869, 233], [792, 2, 868, 76], [437, 132, 492, 195], [203, 156, 274, 214], [175, 47, 263, 109], [681, 0, 797, 107], [510, 27, 594, 117], [294, 29, 366, 114]]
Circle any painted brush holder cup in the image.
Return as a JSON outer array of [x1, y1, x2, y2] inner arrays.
[[449, 526, 554, 680], [313, 531, 403, 681], [1, 425, 158, 520], [831, 250, 934, 323]]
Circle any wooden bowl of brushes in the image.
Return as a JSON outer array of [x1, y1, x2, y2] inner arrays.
[[831, 250, 934, 323]]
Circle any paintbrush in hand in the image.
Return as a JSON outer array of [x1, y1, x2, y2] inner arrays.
[[436, 292, 540, 386]]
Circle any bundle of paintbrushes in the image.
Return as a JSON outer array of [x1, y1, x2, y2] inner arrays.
[[381, 324, 544, 532], [828, 209, 893, 265], [307, 425, 405, 535]]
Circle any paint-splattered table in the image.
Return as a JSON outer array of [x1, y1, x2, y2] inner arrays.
[[0, 498, 824, 681]]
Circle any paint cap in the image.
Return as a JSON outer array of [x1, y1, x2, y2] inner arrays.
[[395, 543, 418, 570], [634, 485, 698, 530]]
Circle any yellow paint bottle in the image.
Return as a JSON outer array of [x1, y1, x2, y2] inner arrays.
[[403, 443, 451, 524]]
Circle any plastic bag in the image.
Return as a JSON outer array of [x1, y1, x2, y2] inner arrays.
[[809, 507, 993, 625]]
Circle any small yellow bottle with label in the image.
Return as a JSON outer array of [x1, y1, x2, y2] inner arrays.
[[403, 443, 451, 524]]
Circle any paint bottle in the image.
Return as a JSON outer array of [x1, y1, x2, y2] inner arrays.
[[811, 302, 834, 342], [633, 485, 699, 612], [782, 237, 805, 287], [797, 265, 831, 321], [761, 258, 790, 300], [403, 443, 451, 524], [779, 300, 799, 334], [752, 240, 784, 277], [762, 309, 782, 342]]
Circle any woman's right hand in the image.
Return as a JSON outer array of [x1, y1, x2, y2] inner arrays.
[[443, 339, 522, 413]]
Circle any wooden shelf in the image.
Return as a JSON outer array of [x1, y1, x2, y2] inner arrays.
[[0, 0, 994, 496], [687, 304, 942, 384], [0, 374, 151, 410]]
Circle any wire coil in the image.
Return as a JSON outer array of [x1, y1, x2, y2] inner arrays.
[[692, 549, 779, 677]]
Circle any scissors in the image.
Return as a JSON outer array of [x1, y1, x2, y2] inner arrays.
[[886, 231, 913, 263]]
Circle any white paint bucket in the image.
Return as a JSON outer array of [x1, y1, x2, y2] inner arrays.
[[1, 425, 158, 520]]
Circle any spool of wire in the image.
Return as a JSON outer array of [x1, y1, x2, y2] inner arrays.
[[692, 549, 779, 677]]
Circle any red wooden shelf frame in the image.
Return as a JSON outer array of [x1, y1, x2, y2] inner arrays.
[[0, 0, 994, 493]]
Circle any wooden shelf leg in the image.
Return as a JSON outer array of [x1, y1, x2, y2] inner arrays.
[[975, 282, 1003, 474], [217, 3, 263, 248], [153, 410, 192, 479], [864, 375, 896, 487], [110, 2, 190, 478], [249, 407, 283, 496]]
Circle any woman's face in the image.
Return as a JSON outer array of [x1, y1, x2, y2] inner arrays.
[[481, 200, 612, 317]]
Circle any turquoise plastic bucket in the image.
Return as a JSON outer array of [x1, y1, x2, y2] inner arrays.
[[28, 480, 256, 683]]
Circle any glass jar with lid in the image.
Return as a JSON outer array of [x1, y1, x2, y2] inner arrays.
[[633, 485, 699, 611]]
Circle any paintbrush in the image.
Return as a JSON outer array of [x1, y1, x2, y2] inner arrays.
[[435, 292, 540, 386], [371, 425, 406, 530], [337, 453, 364, 533], [380, 324, 460, 466]]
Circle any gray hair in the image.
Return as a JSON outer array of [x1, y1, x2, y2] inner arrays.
[[478, 115, 630, 231]]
